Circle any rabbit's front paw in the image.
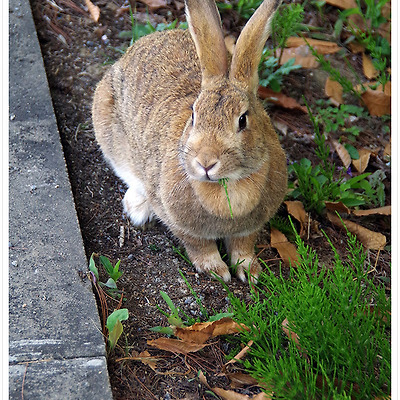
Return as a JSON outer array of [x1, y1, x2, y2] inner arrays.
[[123, 187, 155, 226], [232, 255, 262, 284], [193, 253, 231, 282]]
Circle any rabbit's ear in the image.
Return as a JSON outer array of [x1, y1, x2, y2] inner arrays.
[[185, 0, 228, 85], [229, 0, 281, 94]]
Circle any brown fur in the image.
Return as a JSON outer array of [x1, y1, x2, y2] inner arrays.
[[92, 0, 286, 283]]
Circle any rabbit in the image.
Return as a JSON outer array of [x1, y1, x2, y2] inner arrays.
[[92, 0, 287, 283]]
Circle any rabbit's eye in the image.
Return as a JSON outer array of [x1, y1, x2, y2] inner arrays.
[[238, 111, 248, 131]]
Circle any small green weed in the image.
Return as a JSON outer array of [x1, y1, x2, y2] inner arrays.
[[89, 253, 123, 293], [106, 308, 129, 351], [258, 3, 306, 92], [235, 0, 263, 20], [315, 100, 368, 142], [150, 270, 233, 333], [288, 103, 383, 213], [337, 0, 391, 89], [120, 6, 187, 45], [225, 229, 390, 399]]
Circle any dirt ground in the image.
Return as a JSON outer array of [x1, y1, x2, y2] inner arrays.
[[30, 1, 390, 398]]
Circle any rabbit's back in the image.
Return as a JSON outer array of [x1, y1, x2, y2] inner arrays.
[[93, 29, 201, 184]]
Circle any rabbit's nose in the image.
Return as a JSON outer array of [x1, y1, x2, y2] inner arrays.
[[194, 157, 220, 180]]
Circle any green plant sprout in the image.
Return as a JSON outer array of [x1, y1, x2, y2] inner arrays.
[[337, 0, 390, 89], [89, 253, 123, 295], [288, 101, 384, 213], [258, 3, 307, 92], [106, 308, 129, 351], [315, 100, 368, 142], [218, 178, 234, 219]]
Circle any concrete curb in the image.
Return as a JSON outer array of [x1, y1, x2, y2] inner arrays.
[[9, 0, 113, 398]]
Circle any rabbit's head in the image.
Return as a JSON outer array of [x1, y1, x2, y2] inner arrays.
[[179, 0, 282, 183]]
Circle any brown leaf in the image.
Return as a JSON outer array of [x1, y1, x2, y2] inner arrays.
[[362, 53, 379, 79], [286, 37, 340, 54], [348, 42, 364, 54], [325, 201, 351, 214], [84, 0, 100, 22], [228, 372, 259, 388], [325, 77, 343, 105], [327, 212, 386, 250], [258, 87, 307, 113], [284, 200, 308, 237], [270, 228, 299, 267], [211, 387, 251, 400], [352, 206, 391, 216], [147, 337, 207, 354], [198, 370, 210, 387], [174, 318, 248, 344], [324, 0, 357, 9], [211, 387, 272, 400], [140, 0, 167, 10], [278, 46, 320, 68], [351, 148, 371, 173], [361, 86, 391, 116], [332, 140, 351, 168], [355, 81, 391, 116]]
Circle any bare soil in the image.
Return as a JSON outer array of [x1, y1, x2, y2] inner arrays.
[[30, 1, 390, 399]]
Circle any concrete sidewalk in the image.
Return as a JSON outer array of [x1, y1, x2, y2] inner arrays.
[[9, 0, 113, 398]]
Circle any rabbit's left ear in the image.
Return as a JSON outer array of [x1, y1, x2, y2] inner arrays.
[[229, 0, 282, 94], [185, 0, 228, 86]]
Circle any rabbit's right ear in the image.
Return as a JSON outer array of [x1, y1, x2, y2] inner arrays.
[[185, 0, 228, 85]]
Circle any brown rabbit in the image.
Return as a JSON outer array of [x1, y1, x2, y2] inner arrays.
[[92, 0, 287, 283]]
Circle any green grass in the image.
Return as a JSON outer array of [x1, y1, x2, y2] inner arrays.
[[224, 228, 390, 399]]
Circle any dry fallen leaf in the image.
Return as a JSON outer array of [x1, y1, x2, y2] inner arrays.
[[362, 53, 379, 79], [147, 337, 207, 354], [325, 77, 343, 105], [270, 228, 299, 267], [324, 0, 357, 9], [325, 201, 351, 214], [352, 206, 391, 216], [278, 46, 319, 68], [258, 86, 307, 113], [286, 37, 340, 54], [332, 140, 351, 169], [355, 82, 391, 116], [327, 212, 386, 250], [140, 0, 167, 10], [174, 318, 248, 344], [212, 387, 273, 400], [351, 148, 371, 173], [348, 42, 364, 54], [227, 373, 259, 388], [85, 0, 100, 22], [284, 200, 308, 237]]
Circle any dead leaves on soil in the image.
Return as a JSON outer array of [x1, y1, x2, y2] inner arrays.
[[147, 318, 248, 355], [258, 87, 307, 113], [199, 370, 273, 400], [327, 212, 386, 250]]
